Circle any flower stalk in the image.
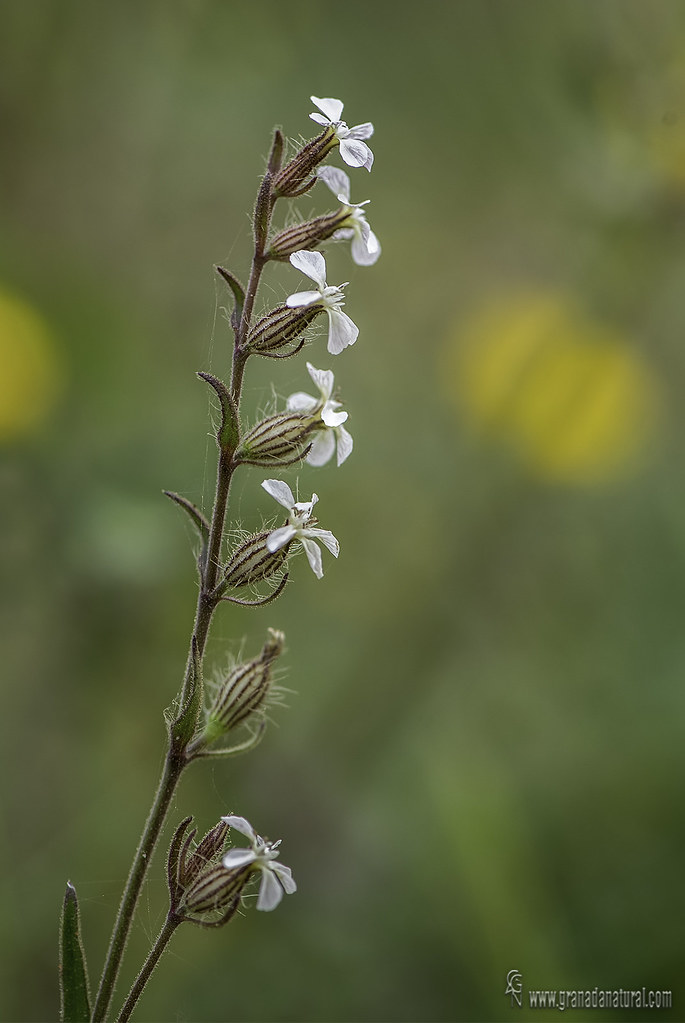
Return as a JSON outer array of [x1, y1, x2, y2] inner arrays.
[[76, 95, 378, 1022]]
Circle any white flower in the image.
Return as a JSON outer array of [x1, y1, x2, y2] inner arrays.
[[287, 362, 353, 467], [309, 96, 374, 171], [221, 815, 296, 912], [261, 478, 340, 578], [286, 250, 359, 355], [317, 165, 381, 266]]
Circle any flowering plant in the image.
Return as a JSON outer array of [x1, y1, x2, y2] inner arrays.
[[58, 95, 378, 1023]]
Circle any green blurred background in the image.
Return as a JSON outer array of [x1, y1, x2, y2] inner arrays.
[[2, 1, 685, 1020]]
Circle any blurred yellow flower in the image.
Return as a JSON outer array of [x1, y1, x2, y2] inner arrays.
[[0, 287, 62, 443], [447, 292, 658, 485]]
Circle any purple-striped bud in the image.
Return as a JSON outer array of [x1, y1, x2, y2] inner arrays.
[[237, 412, 316, 467], [202, 629, 285, 744], [268, 210, 349, 261], [272, 127, 337, 198], [246, 303, 322, 355], [223, 531, 289, 589]]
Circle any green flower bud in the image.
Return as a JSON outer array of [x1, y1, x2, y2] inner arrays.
[[202, 629, 285, 745], [268, 210, 349, 261], [272, 127, 337, 198], [246, 303, 322, 355], [223, 532, 289, 589]]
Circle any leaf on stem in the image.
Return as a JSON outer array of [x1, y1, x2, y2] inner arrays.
[[268, 128, 284, 176], [216, 266, 245, 332], [169, 638, 204, 749], [197, 371, 240, 456], [163, 491, 210, 549], [59, 881, 91, 1023]]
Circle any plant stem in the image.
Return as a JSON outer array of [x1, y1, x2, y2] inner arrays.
[[92, 160, 278, 1022], [91, 754, 184, 1021], [116, 914, 181, 1023]]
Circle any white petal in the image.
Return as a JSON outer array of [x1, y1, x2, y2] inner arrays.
[[317, 165, 351, 202], [335, 424, 354, 465], [261, 478, 295, 509], [346, 122, 374, 140], [339, 138, 374, 170], [289, 249, 327, 288], [310, 96, 344, 122], [307, 430, 336, 467], [309, 112, 330, 127], [257, 865, 284, 911], [221, 815, 258, 843], [300, 536, 324, 578], [332, 227, 355, 242], [327, 309, 359, 355], [222, 848, 257, 870], [271, 861, 297, 894], [304, 528, 339, 557], [286, 390, 318, 412], [366, 228, 381, 255], [293, 491, 317, 512], [350, 230, 381, 267], [321, 404, 347, 428], [266, 524, 297, 552], [286, 290, 322, 308], [306, 362, 334, 400]]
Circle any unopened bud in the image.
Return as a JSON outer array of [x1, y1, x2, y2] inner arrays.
[[268, 210, 349, 261], [224, 532, 289, 589], [272, 128, 337, 198], [180, 820, 230, 888], [247, 303, 322, 355], [203, 630, 285, 744], [237, 412, 315, 467]]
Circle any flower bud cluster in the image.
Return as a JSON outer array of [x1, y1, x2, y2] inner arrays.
[[169, 818, 246, 925]]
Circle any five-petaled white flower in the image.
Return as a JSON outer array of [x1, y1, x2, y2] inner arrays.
[[262, 478, 339, 578], [221, 815, 296, 912], [310, 96, 374, 171], [287, 362, 353, 467], [317, 165, 381, 266], [286, 250, 359, 355]]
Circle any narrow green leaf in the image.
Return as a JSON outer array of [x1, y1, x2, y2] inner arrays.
[[59, 881, 91, 1023], [170, 638, 204, 748], [197, 371, 240, 455], [267, 128, 284, 175], [162, 491, 210, 547], [216, 266, 245, 331]]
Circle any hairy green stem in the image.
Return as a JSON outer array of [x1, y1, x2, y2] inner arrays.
[[92, 156, 278, 1022], [116, 915, 181, 1023], [91, 756, 183, 1021]]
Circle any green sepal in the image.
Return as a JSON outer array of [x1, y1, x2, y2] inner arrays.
[[216, 266, 245, 332], [197, 371, 240, 456], [169, 638, 204, 750], [59, 881, 91, 1023]]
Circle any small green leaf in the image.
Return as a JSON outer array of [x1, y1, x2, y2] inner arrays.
[[216, 266, 245, 331], [163, 491, 210, 548], [267, 128, 284, 175], [197, 371, 240, 456], [170, 638, 204, 748], [59, 882, 91, 1023]]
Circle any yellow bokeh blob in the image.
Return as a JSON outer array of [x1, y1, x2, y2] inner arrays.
[[0, 287, 62, 442], [447, 292, 658, 485]]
